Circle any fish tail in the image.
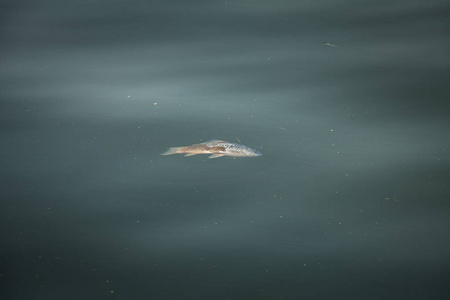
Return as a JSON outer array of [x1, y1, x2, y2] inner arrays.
[[161, 146, 183, 156]]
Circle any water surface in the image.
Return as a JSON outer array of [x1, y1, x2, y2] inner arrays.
[[1, 0, 449, 299]]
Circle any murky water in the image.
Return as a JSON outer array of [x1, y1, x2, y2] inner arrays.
[[1, 1, 449, 299]]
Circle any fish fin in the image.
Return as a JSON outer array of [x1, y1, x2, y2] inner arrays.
[[184, 153, 197, 156], [161, 147, 182, 156], [204, 139, 226, 144], [208, 154, 225, 159]]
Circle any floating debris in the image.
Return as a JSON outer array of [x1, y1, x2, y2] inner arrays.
[[161, 140, 262, 159]]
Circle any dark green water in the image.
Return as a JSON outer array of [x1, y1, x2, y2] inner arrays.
[[1, 0, 450, 299]]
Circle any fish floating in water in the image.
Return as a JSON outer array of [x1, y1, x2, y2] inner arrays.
[[161, 140, 262, 159]]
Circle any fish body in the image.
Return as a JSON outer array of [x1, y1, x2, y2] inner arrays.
[[161, 140, 262, 159]]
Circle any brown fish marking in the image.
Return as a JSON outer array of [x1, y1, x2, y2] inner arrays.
[[179, 145, 226, 156]]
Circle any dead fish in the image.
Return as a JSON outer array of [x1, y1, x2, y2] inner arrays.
[[161, 139, 262, 159]]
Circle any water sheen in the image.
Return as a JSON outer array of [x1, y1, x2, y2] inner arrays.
[[1, 1, 449, 299]]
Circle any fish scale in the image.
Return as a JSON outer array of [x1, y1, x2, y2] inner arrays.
[[214, 143, 244, 150]]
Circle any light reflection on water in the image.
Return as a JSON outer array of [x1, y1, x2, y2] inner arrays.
[[1, 0, 449, 299]]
